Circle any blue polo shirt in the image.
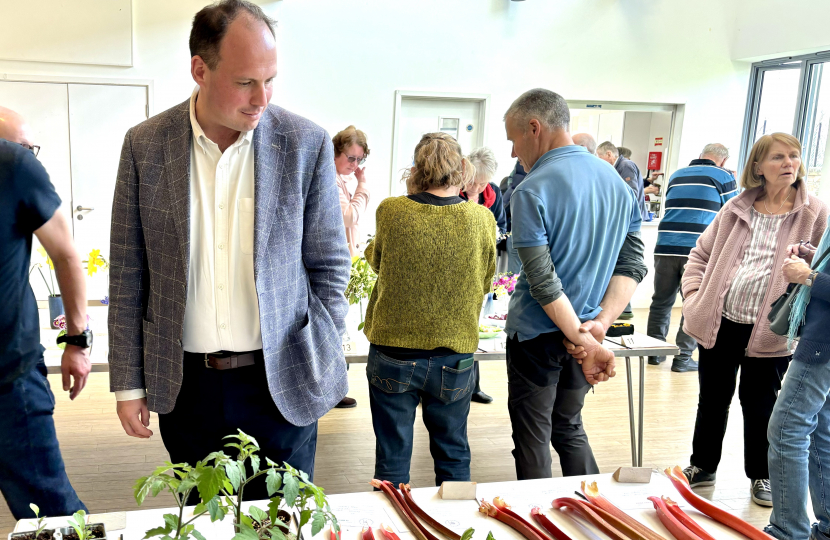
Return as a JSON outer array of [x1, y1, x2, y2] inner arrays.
[[506, 145, 641, 341]]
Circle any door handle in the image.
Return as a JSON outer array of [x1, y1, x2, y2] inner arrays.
[[76, 206, 95, 212]]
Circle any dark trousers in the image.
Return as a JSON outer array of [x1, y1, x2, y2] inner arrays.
[[0, 361, 86, 519], [690, 318, 790, 479], [367, 345, 474, 486], [646, 255, 697, 362], [506, 333, 598, 479], [158, 352, 318, 502]]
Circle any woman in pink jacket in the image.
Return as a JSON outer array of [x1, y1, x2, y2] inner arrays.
[[680, 133, 828, 507], [333, 126, 371, 259], [332, 126, 371, 409]]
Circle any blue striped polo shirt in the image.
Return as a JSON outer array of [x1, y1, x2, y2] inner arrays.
[[655, 159, 738, 257]]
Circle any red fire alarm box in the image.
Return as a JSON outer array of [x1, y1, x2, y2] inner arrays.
[[648, 151, 663, 171]]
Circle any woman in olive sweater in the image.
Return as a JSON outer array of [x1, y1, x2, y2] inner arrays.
[[363, 132, 496, 486]]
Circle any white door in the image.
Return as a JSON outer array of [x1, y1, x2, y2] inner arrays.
[[68, 84, 148, 301], [0, 81, 72, 300], [393, 98, 484, 196]]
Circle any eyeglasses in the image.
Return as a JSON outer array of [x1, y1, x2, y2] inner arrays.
[[346, 155, 366, 166], [20, 143, 40, 157]]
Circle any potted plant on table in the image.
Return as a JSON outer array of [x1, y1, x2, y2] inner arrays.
[[59, 510, 106, 540], [135, 430, 339, 540], [345, 256, 377, 332], [8, 504, 57, 540], [31, 246, 62, 329]]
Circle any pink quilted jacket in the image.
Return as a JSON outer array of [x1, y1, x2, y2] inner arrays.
[[681, 183, 828, 356]]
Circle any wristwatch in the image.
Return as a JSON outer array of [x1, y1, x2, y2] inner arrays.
[[806, 271, 819, 287], [57, 329, 93, 348]]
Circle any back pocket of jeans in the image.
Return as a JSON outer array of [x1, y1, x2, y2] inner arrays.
[[440, 359, 474, 402], [369, 352, 416, 393]]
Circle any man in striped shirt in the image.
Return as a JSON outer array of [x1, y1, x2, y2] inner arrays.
[[647, 144, 738, 372]]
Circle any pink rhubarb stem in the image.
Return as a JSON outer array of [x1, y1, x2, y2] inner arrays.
[[664, 467, 773, 540]]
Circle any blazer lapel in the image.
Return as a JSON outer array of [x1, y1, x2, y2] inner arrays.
[[163, 101, 193, 270], [253, 108, 287, 272]]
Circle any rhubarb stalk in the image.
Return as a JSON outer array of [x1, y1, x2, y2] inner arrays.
[[363, 528, 376, 540], [664, 467, 773, 540], [330, 528, 341, 540], [493, 497, 554, 540], [379, 525, 402, 540], [400, 483, 462, 540], [530, 508, 572, 540], [371, 480, 432, 540], [480, 500, 548, 540], [662, 498, 717, 540], [552, 498, 631, 540], [581, 481, 668, 540], [647, 497, 705, 540]]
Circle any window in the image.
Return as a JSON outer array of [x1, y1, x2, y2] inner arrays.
[[740, 51, 830, 198]]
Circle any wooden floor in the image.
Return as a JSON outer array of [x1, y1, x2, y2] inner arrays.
[[0, 309, 771, 532]]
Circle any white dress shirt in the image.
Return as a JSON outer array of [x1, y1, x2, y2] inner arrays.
[[115, 88, 262, 401]]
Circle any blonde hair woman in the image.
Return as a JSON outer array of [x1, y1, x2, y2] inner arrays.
[[680, 133, 829, 505], [363, 132, 496, 486]]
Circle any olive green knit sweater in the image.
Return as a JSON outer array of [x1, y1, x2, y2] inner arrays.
[[363, 196, 497, 353]]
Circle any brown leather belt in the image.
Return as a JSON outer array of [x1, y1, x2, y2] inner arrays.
[[201, 351, 259, 370]]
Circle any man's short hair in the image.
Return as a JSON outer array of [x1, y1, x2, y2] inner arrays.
[[504, 88, 570, 131], [617, 146, 632, 159], [701, 143, 729, 162], [190, 0, 277, 70], [597, 141, 619, 159]]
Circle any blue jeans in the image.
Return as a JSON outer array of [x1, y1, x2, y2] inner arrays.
[[646, 256, 697, 362], [366, 345, 474, 486], [0, 361, 86, 519], [767, 359, 830, 540]]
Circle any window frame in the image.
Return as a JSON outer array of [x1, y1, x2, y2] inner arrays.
[[738, 50, 830, 174]]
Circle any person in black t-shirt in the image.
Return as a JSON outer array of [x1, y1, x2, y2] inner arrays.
[[0, 106, 90, 519]]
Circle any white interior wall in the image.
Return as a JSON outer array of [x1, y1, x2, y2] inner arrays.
[[732, 0, 830, 61], [5, 0, 822, 312], [621, 112, 652, 172]]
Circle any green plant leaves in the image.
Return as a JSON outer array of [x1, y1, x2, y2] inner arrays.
[[249, 506, 268, 524], [232, 523, 260, 540], [460, 528, 475, 540], [486, 532, 496, 540], [250, 454, 261, 475], [266, 468, 283, 496], [196, 464, 227, 502], [191, 530, 207, 540], [311, 511, 327, 537], [283, 473, 300, 505], [225, 461, 243, 492]]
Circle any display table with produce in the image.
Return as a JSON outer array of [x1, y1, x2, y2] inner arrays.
[[14, 471, 762, 540]]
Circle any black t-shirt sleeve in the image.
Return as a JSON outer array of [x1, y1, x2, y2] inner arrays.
[[15, 149, 61, 234]]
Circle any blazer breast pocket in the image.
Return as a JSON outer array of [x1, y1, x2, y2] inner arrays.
[[238, 198, 255, 255]]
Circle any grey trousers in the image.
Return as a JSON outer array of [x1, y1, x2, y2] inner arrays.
[[506, 333, 599, 479], [646, 255, 697, 363]]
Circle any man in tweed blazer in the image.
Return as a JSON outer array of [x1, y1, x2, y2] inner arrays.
[[108, 0, 350, 496]]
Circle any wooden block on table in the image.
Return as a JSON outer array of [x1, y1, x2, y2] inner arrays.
[[438, 481, 477, 499], [612, 467, 652, 483]]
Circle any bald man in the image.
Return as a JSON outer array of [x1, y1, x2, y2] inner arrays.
[[0, 106, 89, 519], [572, 133, 597, 155]]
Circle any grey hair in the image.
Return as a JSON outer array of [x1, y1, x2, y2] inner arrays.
[[504, 88, 570, 131], [468, 147, 498, 183], [597, 141, 619, 159], [617, 146, 632, 159], [701, 143, 729, 162]]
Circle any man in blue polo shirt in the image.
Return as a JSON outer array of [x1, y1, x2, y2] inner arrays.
[[503, 89, 647, 479], [647, 143, 737, 372]]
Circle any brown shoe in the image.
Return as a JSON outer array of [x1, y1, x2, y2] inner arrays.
[[335, 396, 357, 408]]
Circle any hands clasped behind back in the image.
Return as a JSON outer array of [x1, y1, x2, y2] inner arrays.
[[563, 320, 616, 385]]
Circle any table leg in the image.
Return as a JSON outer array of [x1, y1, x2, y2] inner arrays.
[[638, 356, 645, 467], [625, 356, 636, 467]]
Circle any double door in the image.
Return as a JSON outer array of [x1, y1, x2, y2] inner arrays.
[[0, 80, 148, 301]]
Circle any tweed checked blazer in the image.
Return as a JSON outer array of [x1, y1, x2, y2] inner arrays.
[[108, 99, 351, 426]]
